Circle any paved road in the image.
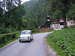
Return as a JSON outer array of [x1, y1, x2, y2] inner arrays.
[[0, 32, 51, 56]]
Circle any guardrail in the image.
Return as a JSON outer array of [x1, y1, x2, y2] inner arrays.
[[0, 31, 20, 48]]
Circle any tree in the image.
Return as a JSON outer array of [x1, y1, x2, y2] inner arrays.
[[0, 0, 21, 14]]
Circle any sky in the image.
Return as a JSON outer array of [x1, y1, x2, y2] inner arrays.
[[21, 0, 30, 4]]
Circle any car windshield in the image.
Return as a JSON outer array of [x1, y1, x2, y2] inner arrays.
[[21, 32, 30, 34]]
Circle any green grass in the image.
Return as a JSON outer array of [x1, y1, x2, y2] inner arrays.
[[47, 27, 75, 56]]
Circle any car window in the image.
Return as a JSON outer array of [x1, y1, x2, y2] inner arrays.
[[21, 32, 31, 34], [21, 32, 25, 34]]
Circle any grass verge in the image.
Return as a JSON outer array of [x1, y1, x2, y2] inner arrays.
[[46, 27, 75, 56]]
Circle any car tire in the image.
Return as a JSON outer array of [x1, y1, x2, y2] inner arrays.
[[19, 40, 22, 43]]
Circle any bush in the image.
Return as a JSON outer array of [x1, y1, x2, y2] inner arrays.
[[0, 32, 20, 48]]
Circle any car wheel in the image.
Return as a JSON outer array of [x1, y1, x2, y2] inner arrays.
[[19, 40, 22, 42]]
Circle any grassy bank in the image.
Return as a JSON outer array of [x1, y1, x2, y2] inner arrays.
[[47, 27, 75, 56], [0, 31, 20, 48]]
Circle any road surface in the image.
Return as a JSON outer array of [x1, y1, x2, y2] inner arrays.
[[0, 32, 51, 56]]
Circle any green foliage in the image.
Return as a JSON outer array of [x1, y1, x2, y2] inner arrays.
[[1, 0, 75, 34], [0, 32, 20, 48], [44, 0, 75, 20], [0, 5, 26, 33], [52, 10, 63, 19], [47, 27, 75, 56], [66, 4, 75, 19]]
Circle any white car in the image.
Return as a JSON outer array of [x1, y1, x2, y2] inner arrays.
[[19, 30, 33, 42]]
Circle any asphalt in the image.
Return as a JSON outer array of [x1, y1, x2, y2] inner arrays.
[[0, 32, 51, 56]]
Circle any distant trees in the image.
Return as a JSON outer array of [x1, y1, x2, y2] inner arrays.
[[0, 0, 75, 33], [49, 0, 75, 20], [48, 0, 75, 26]]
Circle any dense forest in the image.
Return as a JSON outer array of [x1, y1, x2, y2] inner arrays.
[[0, 0, 75, 33]]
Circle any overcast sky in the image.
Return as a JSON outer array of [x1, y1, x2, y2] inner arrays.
[[21, 0, 30, 4]]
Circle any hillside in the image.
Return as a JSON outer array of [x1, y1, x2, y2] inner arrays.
[[0, 0, 75, 33]]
